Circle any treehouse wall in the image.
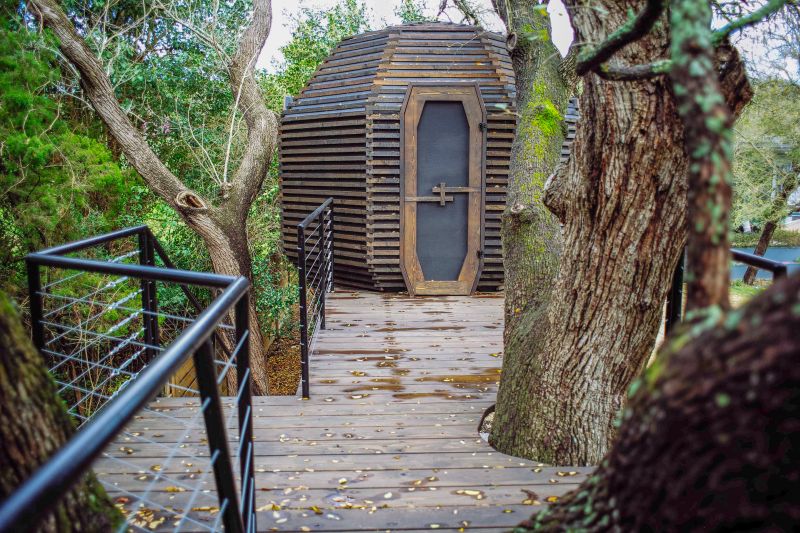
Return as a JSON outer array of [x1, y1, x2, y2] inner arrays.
[[280, 23, 517, 291]]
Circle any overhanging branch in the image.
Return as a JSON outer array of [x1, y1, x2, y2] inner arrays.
[[576, 0, 665, 76], [712, 0, 790, 45], [226, 0, 279, 213]]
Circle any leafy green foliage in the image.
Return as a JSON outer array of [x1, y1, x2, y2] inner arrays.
[[0, 2, 139, 293], [395, 0, 435, 24]]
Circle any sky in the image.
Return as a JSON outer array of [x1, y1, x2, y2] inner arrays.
[[257, 0, 575, 71]]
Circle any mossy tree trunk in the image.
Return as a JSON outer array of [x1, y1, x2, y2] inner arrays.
[[488, 0, 575, 456], [0, 291, 121, 531], [491, 0, 752, 466], [492, 0, 689, 465], [515, 271, 800, 531]]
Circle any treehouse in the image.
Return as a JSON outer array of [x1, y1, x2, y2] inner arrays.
[[279, 23, 517, 295]]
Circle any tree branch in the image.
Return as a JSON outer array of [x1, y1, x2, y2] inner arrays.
[[226, 0, 279, 214], [26, 0, 207, 213], [575, 0, 665, 76], [712, 0, 789, 45]]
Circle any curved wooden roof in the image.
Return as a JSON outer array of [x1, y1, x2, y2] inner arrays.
[[280, 23, 516, 290]]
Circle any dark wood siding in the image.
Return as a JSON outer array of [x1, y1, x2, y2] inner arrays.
[[280, 30, 390, 289], [280, 23, 517, 291], [364, 24, 515, 291]]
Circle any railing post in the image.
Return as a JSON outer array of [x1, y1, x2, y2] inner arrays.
[[665, 249, 685, 334], [329, 200, 335, 293], [235, 293, 256, 532], [194, 340, 245, 533], [297, 224, 310, 399], [26, 258, 45, 351], [318, 212, 327, 331], [138, 231, 159, 360]]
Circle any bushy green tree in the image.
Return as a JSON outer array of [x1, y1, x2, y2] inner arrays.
[[395, 0, 434, 24], [0, 1, 138, 292]]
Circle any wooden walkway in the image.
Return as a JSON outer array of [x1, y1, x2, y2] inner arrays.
[[99, 292, 589, 532]]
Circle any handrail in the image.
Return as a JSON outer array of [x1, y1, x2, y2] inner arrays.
[[297, 198, 334, 399], [3, 227, 257, 532], [0, 278, 249, 530], [731, 249, 788, 278], [665, 247, 791, 332], [298, 197, 333, 229]]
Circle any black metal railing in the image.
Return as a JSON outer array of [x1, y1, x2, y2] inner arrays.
[[0, 227, 256, 533], [297, 198, 334, 399], [665, 248, 789, 332]]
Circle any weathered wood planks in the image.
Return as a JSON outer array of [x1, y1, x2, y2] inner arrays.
[[95, 292, 586, 531]]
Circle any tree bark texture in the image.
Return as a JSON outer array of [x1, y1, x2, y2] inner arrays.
[[516, 272, 800, 531], [491, 0, 752, 466], [489, 0, 574, 454], [743, 220, 777, 284], [0, 292, 121, 531], [492, 0, 688, 466], [27, 0, 279, 394]]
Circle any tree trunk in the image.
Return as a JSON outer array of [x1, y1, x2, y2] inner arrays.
[[28, 0, 279, 396], [191, 210, 269, 394], [491, 0, 752, 466], [743, 220, 777, 284], [489, 1, 574, 455], [0, 292, 121, 531], [670, 0, 735, 312], [516, 272, 800, 531], [742, 176, 797, 286], [491, 0, 688, 466]]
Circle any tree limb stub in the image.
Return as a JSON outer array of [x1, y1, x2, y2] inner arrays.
[[176, 191, 208, 211], [575, 0, 665, 76]]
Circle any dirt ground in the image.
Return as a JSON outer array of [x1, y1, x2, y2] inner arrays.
[[265, 305, 301, 395]]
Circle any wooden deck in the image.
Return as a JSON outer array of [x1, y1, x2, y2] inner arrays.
[[98, 291, 589, 532]]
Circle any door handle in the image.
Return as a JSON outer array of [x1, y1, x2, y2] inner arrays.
[[405, 182, 479, 206]]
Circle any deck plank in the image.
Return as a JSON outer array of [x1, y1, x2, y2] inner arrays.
[[98, 291, 584, 531]]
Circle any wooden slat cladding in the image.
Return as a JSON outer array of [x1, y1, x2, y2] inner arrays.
[[365, 24, 515, 292], [280, 23, 517, 292]]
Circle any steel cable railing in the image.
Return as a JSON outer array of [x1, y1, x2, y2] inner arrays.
[[296, 198, 334, 399], [0, 227, 257, 533]]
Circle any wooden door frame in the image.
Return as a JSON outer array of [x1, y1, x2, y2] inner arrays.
[[399, 83, 487, 296]]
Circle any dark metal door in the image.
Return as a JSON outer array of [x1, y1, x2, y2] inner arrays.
[[416, 101, 470, 281], [401, 85, 485, 296]]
